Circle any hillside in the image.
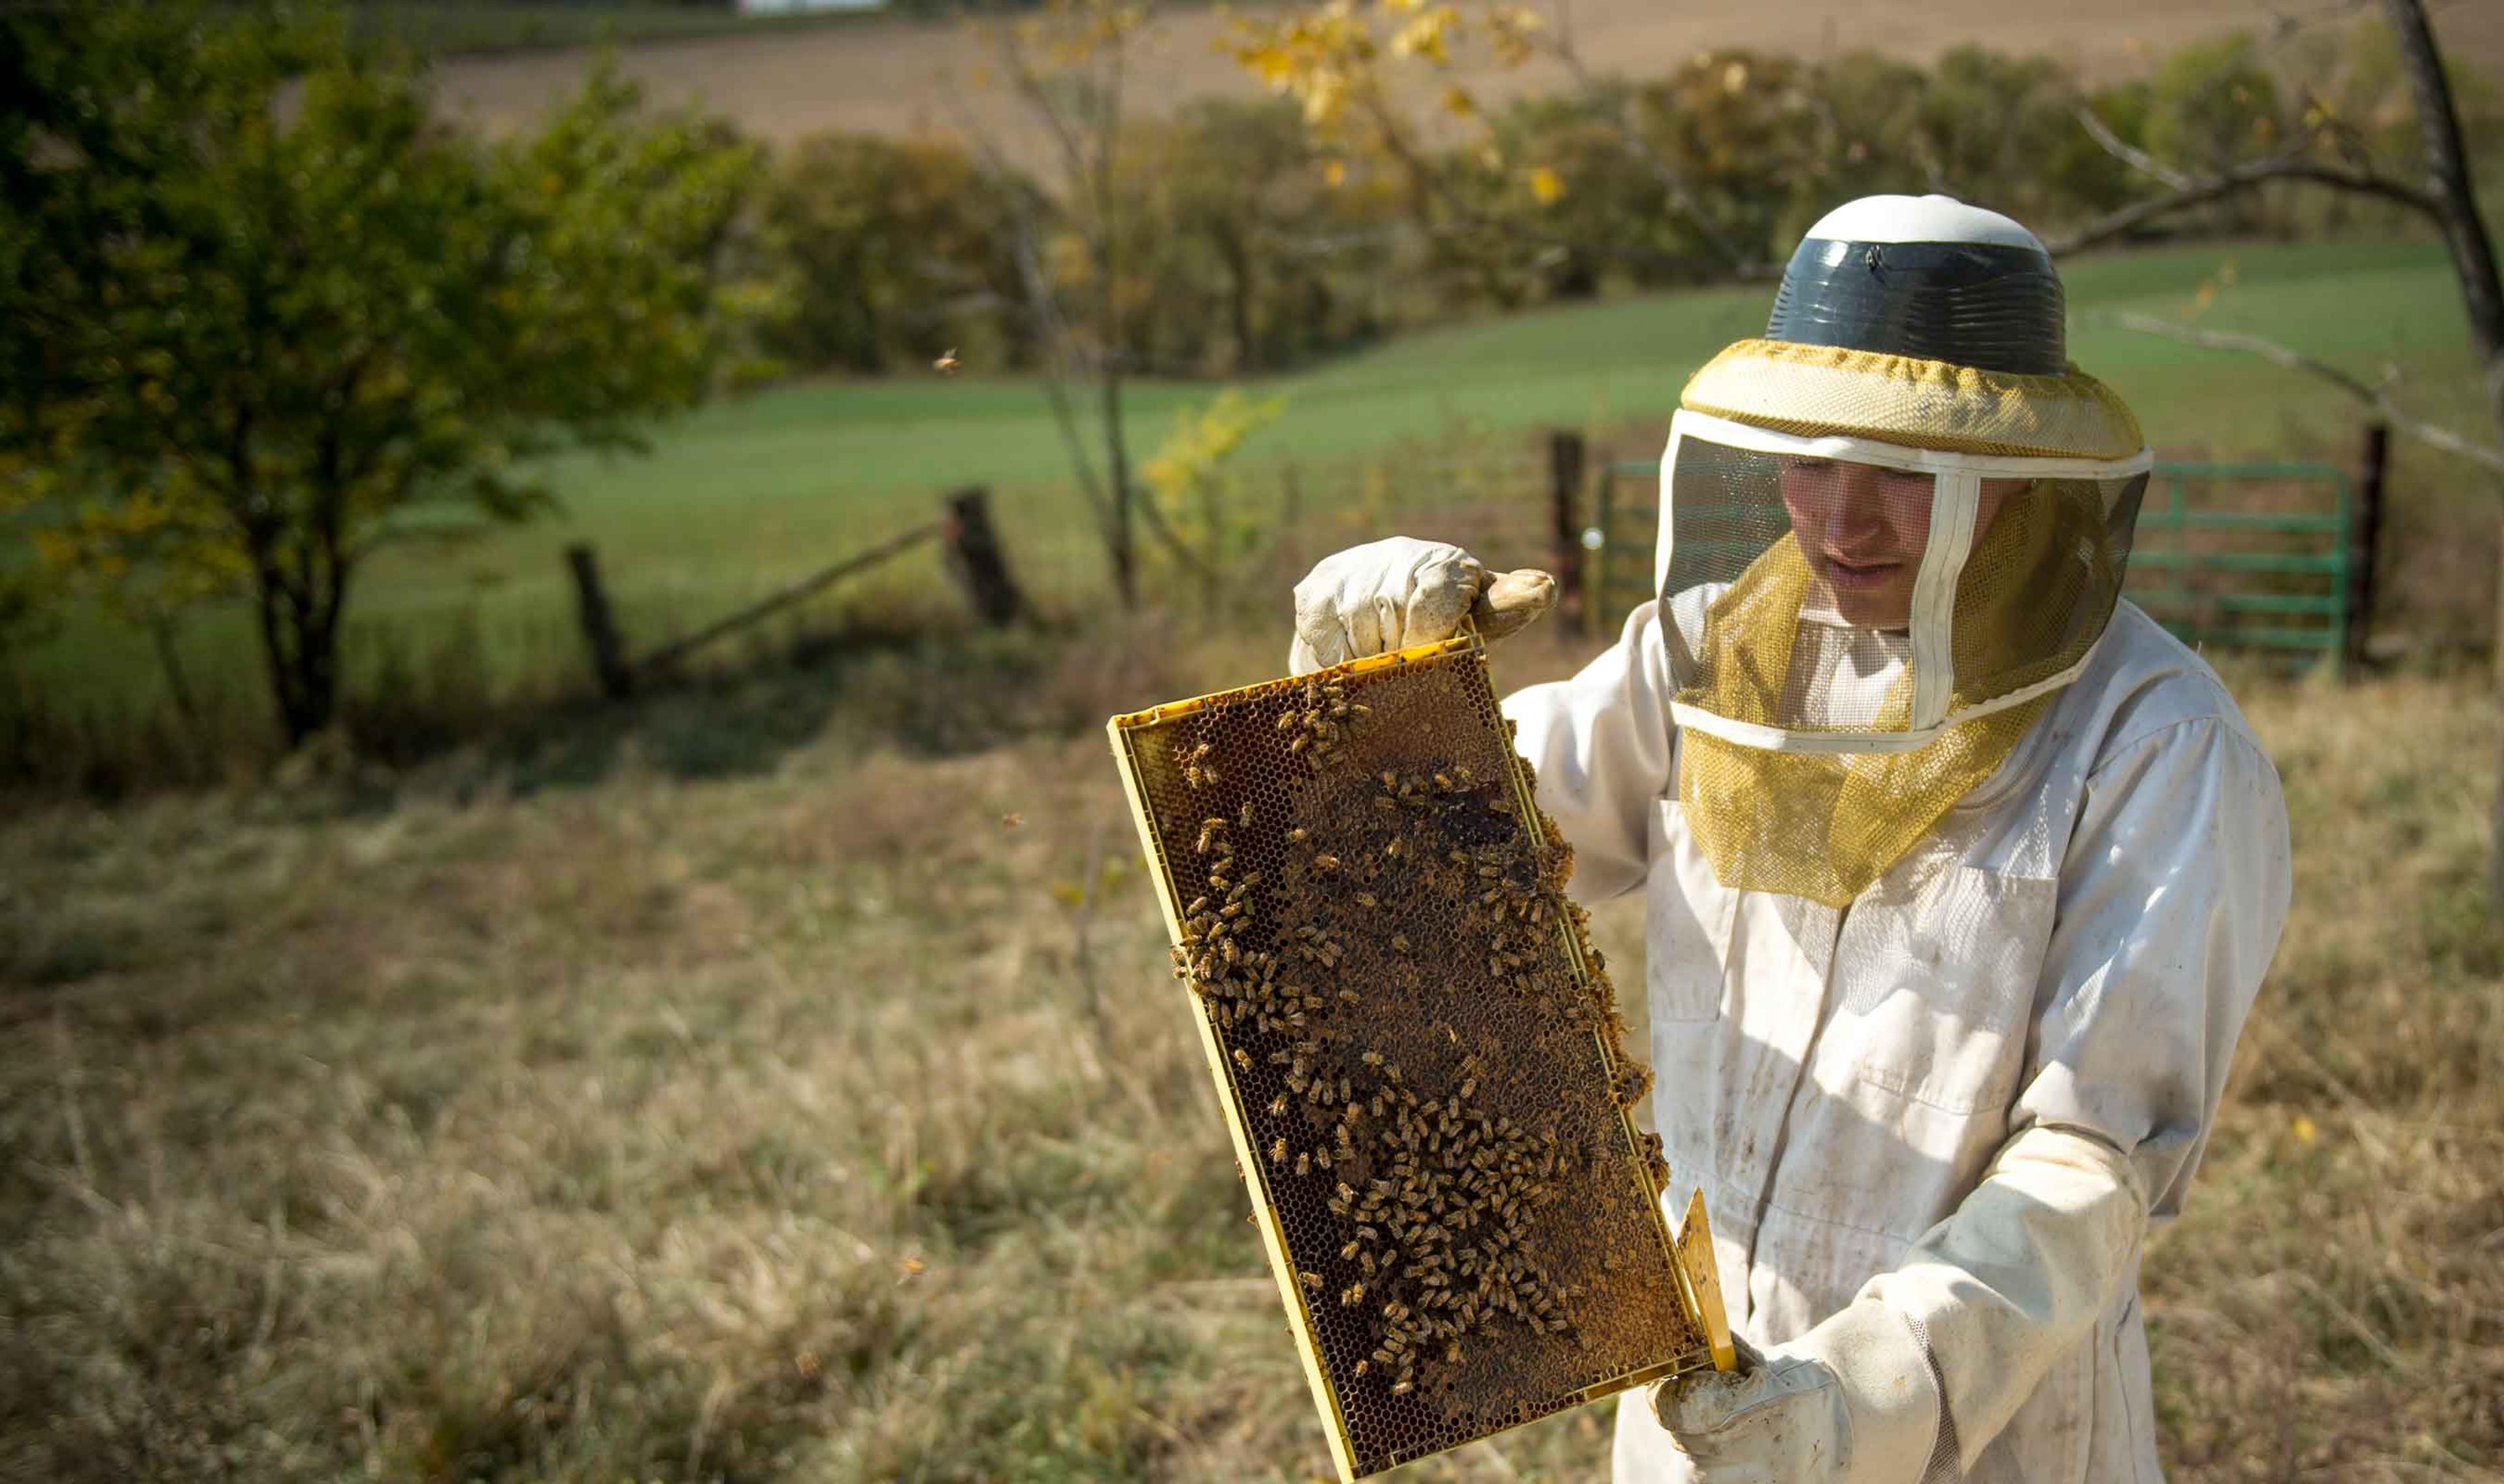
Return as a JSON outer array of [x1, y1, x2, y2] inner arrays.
[[430, 0, 2504, 175]]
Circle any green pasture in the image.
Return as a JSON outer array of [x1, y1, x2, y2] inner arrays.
[[12, 237, 2486, 731], [350, 3, 876, 57]]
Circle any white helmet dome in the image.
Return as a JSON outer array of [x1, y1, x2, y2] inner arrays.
[[1765, 194, 2069, 377]]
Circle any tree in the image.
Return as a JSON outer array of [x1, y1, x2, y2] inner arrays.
[[0, 3, 765, 745], [951, 0, 1172, 609], [1127, 98, 1386, 373], [758, 133, 1034, 375]]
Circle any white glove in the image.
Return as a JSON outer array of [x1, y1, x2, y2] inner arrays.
[[1651, 1303, 1941, 1484], [1288, 537, 1557, 674]]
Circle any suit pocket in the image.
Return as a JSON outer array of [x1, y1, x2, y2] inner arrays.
[[1826, 865, 2057, 1113], [1647, 798, 1735, 1022]]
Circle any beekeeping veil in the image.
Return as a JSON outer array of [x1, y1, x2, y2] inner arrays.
[[1659, 196, 2151, 906]]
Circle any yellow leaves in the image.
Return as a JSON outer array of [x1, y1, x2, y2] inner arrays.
[[1322, 157, 1349, 188], [1227, 5, 1374, 125], [1242, 41, 1298, 89], [1722, 60, 1749, 95], [1389, 6, 1456, 65], [1144, 390, 1289, 571], [1484, 4, 1542, 67], [1440, 84, 1476, 120], [1302, 68, 1349, 125], [1144, 390, 1287, 511], [2291, 1114, 2319, 1147], [1526, 164, 1565, 205]]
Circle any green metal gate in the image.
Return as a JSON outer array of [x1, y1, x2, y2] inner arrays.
[[1587, 458, 2355, 668]]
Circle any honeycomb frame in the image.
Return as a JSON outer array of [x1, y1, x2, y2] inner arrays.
[[1109, 632, 1733, 1482]]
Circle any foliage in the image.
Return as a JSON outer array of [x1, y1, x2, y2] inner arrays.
[[1120, 98, 1391, 374], [0, 1, 766, 744], [758, 132, 1034, 375], [1139, 387, 1287, 585]]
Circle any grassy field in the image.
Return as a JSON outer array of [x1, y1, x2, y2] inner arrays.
[[10, 237, 2490, 777], [353, 3, 878, 57], [2, 613, 2497, 1481]]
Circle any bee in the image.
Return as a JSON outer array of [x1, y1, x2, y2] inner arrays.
[[1270, 1138, 1289, 1164], [1286, 827, 1309, 844], [1238, 802, 1254, 827], [934, 348, 961, 375], [1391, 1379, 1414, 1397], [1390, 934, 1411, 954], [1312, 854, 1339, 873], [1231, 1048, 1252, 1071], [1300, 1270, 1322, 1290]]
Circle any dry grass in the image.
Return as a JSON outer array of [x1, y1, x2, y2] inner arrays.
[[0, 621, 2497, 1481]]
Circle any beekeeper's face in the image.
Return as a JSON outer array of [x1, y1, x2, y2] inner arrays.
[[1776, 456, 2025, 629]]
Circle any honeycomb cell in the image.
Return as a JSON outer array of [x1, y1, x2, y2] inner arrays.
[[1109, 636, 1720, 1481]]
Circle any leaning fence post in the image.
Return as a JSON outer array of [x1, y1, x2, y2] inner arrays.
[[1549, 430, 1587, 636], [943, 486, 1024, 625], [2346, 421, 2389, 674], [565, 543, 633, 700]]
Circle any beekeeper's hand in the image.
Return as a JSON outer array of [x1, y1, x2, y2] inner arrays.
[[1289, 537, 1557, 674], [1650, 1305, 1939, 1484]]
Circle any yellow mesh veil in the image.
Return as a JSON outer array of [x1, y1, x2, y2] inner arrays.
[[1676, 478, 2119, 906]]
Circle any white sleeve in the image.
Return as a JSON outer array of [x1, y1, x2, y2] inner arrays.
[[1497, 601, 1679, 904], [1858, 715, 2292, 1472]]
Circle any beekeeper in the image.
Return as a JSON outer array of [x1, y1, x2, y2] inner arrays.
[[1287, 196, 2291, 1483]]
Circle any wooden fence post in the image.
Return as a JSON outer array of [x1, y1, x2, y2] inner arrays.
[[1549, 430, 1586, 635], [565, 543, 633, 700], [2346, 420, 2389, 674], [943, 486, 1024, 625]]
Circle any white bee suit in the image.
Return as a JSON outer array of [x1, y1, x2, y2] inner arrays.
[[1498, 594, 2290, 1482]]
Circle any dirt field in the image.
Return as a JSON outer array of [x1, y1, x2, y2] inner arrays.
[[433, 0, 2504, 173]]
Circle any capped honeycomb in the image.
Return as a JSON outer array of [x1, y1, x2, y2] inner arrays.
[[1109, 633, 1726, 1482]]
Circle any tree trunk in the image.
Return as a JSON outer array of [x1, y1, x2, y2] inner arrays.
[[2378, 0, 2504, 908], [1100, 363, 1138, 609], [148, 614, 202, 735], [252, 549, 350, 749]]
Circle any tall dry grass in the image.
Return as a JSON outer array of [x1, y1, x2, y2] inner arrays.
[[0, 619, 2496, 1481]]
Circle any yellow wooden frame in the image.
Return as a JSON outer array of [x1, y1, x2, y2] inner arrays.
[[1107, 632, 1734, 1480]]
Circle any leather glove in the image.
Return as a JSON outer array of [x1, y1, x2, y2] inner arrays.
[[1650, 1301, 1941, 1484], [1288, 537, 1558, 674]]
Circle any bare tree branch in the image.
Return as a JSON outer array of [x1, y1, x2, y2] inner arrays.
[[2044, 155, 2442, 256], [2074, 104, 2194, 192], [2090, 309, 2504, 475]]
